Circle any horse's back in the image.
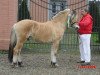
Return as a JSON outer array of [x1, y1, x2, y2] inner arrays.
[[14, 19, 33, 29]]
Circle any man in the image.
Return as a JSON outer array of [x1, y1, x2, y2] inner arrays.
[[77, 9, 93, 66]]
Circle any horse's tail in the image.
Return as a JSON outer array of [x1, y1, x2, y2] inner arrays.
[[8, 25, 17, 63]]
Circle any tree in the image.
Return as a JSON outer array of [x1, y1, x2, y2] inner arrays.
[[18, 0, 31, 21], [89, 1, 100, 43]]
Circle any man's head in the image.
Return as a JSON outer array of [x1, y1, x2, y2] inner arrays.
[[81, 9, 89, 16]]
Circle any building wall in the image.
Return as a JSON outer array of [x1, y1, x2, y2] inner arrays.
[[30, 0, 86, 22], [67, 0, 87, 20], [0, 0, 18, 50], [0, 0, 86, 50], [30, 0, 48, 22]]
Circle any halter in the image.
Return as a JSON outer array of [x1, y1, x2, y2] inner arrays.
[[65, 13, 77, 28]]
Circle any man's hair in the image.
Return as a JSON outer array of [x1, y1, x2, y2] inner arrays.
[[81, 8, 89, 13], [84, 9, 89, 13]]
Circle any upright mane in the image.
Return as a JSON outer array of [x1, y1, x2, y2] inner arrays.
[[52, 9, 70, 22], [52, 11, 63, 19]]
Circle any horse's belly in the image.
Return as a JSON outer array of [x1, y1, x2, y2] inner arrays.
[[32, 25, 64, 43], [33, 35, 53, 43]]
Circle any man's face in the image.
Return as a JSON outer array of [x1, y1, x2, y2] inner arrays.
[[80, 10, 87, 16]]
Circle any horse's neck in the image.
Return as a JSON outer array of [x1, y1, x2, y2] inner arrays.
[[52, 18, 66, 24], [51, 20, 66, 31]]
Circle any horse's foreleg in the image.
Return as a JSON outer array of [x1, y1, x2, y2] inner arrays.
[[51, 40, 60, 67], [18, 48, 23, 67], [13, 47, 19, 67]]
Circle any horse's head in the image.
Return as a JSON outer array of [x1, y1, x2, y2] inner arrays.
[[67, 10, 79, 29], [52, 8, 79, 29]]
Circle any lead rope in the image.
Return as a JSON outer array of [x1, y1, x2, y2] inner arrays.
[[65, 14, 76, 65], [65, 14, 72, 29], [67, 15, 70, 28]]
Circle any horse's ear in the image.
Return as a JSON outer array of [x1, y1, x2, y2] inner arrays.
[[72, 10, 77, 15], [58, 10, 66, 15], [71, 10, 77, 19], [71, 10, 78, 22], [61, 9, 70, 14], [63, 9, 70, 13], [60, 11, 65, 14]]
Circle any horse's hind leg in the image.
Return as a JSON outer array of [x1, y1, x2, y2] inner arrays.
[[51, 40, 60, 67], [13, 38, 26, 67]]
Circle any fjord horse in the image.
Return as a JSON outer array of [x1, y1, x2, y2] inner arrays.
[[8, 9, 78, 67]]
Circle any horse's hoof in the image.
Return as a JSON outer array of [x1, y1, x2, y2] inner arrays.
[[11, 63, 18, 68], [18, 62, 23, 67], [51, 61, 59, 68]]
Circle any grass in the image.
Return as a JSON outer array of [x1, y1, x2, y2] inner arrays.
[[23, 32, 79, 52], [1, 31, 98, 54], [23, 32, 100, 51], [0, 50, 8, 54], [91, 33, 100, 44], [0, 49, 99, 55]]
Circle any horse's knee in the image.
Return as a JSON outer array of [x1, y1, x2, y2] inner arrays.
[[13, 48, 19, 60]]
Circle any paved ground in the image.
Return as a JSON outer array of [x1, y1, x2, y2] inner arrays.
[[0, 51, 100, 75]]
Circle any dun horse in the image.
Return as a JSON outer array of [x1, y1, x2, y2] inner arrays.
[[8, 9, 78, 67]]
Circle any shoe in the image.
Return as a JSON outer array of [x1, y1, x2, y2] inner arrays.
[[81, 62, 91, 66], [77, 61, 85, 63]]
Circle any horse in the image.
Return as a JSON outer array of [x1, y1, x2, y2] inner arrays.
[[8, 8, 78, 67]]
